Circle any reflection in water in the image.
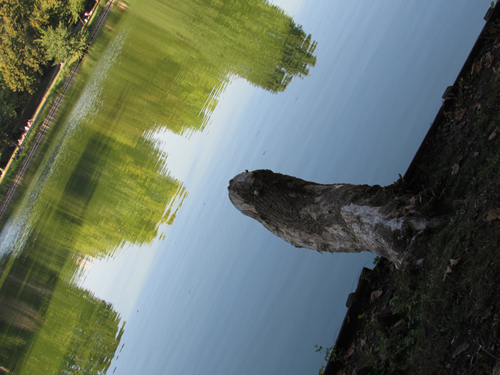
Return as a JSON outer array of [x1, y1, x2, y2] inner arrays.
[[110, 0, 317, 136], [0, 0, 317, 373], [0, 253, 124, 374]]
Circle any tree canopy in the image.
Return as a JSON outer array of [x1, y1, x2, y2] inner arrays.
[[36, 22, 89, 65], [0, 0, 86, 92]]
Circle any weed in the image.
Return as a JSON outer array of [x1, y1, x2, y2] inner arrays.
[[314, 345, 334, 375]]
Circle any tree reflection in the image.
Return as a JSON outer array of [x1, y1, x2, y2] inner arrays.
[[0, 0, 318, 373], [107, 0, 317, 134]]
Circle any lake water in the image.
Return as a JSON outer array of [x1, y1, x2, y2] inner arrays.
[[0, 0, 492, 374]]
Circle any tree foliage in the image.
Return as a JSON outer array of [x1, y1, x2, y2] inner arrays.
[[0, 0, 86, 92], [0, 80, 28, 144], [0, 0, 87, 163], [37, 23, 89, 65]]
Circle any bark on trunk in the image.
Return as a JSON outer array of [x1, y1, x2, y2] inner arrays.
[[228, 170, 436, 267]]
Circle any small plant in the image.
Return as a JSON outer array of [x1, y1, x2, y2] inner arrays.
[[314, 345, 334, 375]]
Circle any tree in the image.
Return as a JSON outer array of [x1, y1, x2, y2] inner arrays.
[[68, 0, 86, 24], [0, 0, 87, 91], [0, 82, 28, 141], [36, 23, 88, 65], [228, 170, 442, 267]]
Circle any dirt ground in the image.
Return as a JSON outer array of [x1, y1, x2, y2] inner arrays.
[[323, 7, 500, 375]]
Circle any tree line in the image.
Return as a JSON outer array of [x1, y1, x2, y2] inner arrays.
[[0, 0, 90, 156]]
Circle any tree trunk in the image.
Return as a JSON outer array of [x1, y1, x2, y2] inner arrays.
[[228, 170, 437, 267]]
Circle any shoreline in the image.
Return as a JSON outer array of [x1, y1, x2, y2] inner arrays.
[[324, 3, 500, 374], [403, 3, 497, 186]]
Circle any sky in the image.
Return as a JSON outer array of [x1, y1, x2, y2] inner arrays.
[[73, 1, 493, 374]]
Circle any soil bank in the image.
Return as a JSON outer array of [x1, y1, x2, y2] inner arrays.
[[323, 4, 500, 375]]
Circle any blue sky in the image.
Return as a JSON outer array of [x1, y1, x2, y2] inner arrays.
[[77, 1, 492, 374]]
